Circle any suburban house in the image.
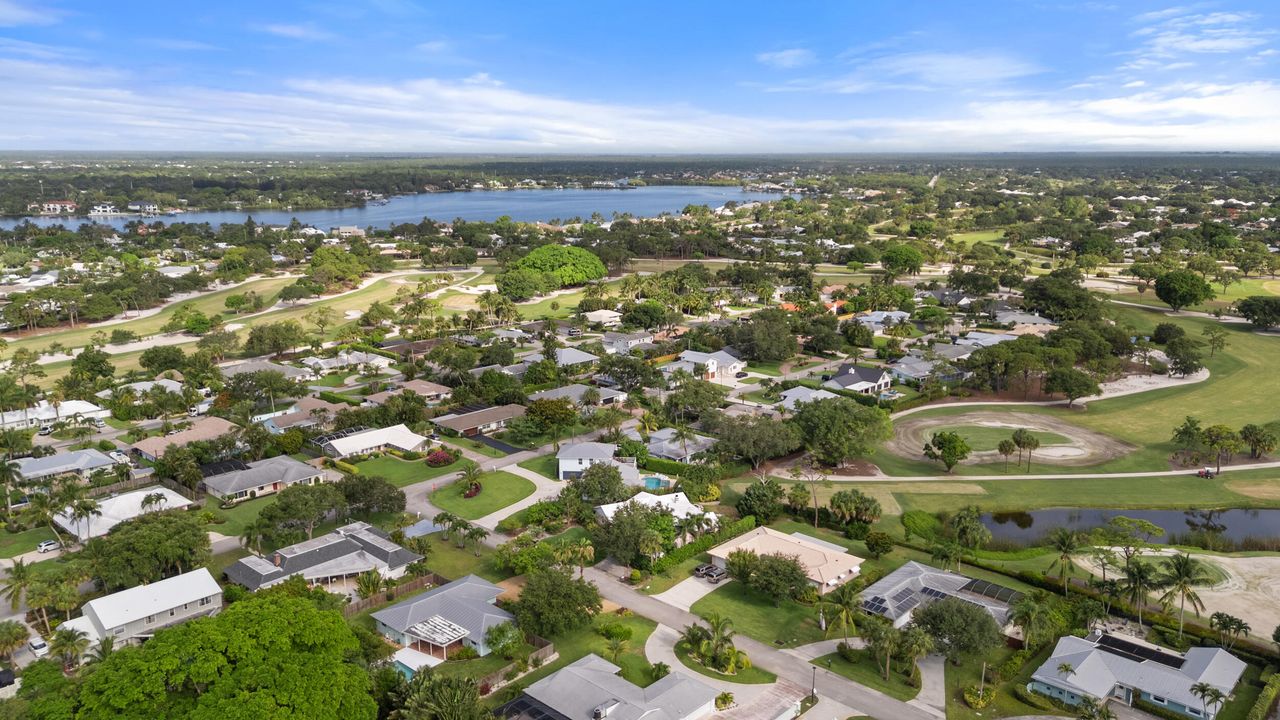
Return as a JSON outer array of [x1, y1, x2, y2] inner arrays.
[[582, 309, 623, 326], [260, 396, 348, 434], [662, 349, 745, 381], [15, 449, 116, 484], [500, 654, 718, 720], [130, 417, 239, 461], [524, 347, 599, 371], [432, 404, 527, 436], [852, 310, 912, 333], [0, 399, 110, 431], [54, 486, 192, 541], [94, 378, 184, 402], [889, 354, 968, 385], [200, 455, 329, 503], [708, 526, 863, 594], [623, 427, 717, 463], [777, 386, 839, 412], [317, 424, 429, 458], [602, 330, 655, 355], [994, 310, 1056, 328], [301, 350, 395, 374], [824, 365, 893, 395], [859, 561, 1019, 629], [373, 575, 514, 674], [529, 383, 627, 407], [953, 331, 1014, 349], [1029, 631, 1246, 720], [225, 521, 421, 592], [556, 442, 640, 484], [595, 491, 716, 527], [362, 379, 452, 407], [60, 568, 221, 648], [219, 360, 316, 382]]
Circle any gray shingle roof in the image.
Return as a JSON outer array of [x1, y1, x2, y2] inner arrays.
[[15, 449, 114, 481], [523, 654, 716, 720], [225, 521, 420, 590], [201, 455, 324, 497]]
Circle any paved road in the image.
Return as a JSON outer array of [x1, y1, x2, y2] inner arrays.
[[581, 565, 938, 720]]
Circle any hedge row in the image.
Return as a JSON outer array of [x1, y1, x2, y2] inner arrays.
[[318, 391, 363, 406], [345, 343, 401, 361], [652, 515, 756, 574], [638, 457, 748, 481], [1248, 676, 1280, 720], [1134, 698, 1192, 720]]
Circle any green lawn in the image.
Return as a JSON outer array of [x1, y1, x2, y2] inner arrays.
[[741, 389, 778, 405], [746, 361, 784, 377], [675, 646, 776, 684], [0, 525, 56, 558], [689, 581, 826, 648], [505, 613, 659, 695], [813, 650, 919, 701], [202, 495, 277, 538], [928, 425, 1069, 452], [944, 645, 1054, 720], [640, 552, 710, 595], [441, 436, 508, 459], [311, 373, 354, 388], [354, 454, 475, 487], [421, 532, 511, 583], [206, 547, 251, 582], [952, 230, 1006, 247], [1218, 665, 1264, 720], [433, 646, 531, 682], [430, 471, 536, 520], [516, 455, 558, 480]]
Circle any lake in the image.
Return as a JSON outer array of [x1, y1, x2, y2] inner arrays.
[[981, 507, 1280, 544], [0, 185, 784, 231]]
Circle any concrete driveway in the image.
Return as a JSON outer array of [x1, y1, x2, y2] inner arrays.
[[651, 575, 725, 611]]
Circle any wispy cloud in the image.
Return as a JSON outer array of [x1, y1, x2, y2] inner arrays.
[[756, 48, 816, 69], [255, 22, 334, 41], [769, 50, 1041, 93], [0, 0, 60, 26], [1130, 8, 1272, 59]]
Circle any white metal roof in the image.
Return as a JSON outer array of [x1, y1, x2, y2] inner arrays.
[[82, 568, 220, 631]]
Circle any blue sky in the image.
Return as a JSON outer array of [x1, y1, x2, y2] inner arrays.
[[0, 0, 1277, 151]]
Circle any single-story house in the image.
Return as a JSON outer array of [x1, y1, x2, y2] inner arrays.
[[708, 526, 863, 594], [823, 365, 892, 395], [953, 331, 1014, 349], [374, 575, 514, 672], [54, 486, 192, 542], [602, 330, 655, 355], [318, 423, 428, 458], [200, 455, 328, 503], [1029, 631, 1246, 720], [852, 310, 912, 333], [777, 386, 839, 412], [0, 399, 110, 431], [583, 309, 622, 327], [362, 380, 452, 407], [432, 404, 527, 436], [130, 417, 239, 461], [493, 328, 533, 344], [300, 350, 395, 374], [530, 347, 599, 370], [260, 397, 348, 434], [889, 355, 968, 385], [500, 655, 718, 720], [994, 310, 1055, 327], [225, 521, 421, 592], [95, 378, 184, 402], [15, 449, 117, 484], [60, 568, 221, 648], [662, 349, 745, 381], [218, 360, 315, 382], [859, 561, 1020, 629], [555, 442, 640, 485], [595, 492, 716, 526], [623, 427, 717, 464], [529, 383, 626, 407]]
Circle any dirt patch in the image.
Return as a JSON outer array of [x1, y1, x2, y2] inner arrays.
[[441, 293, 478, 311], [888, 410, 1135, 467], [856, 488, 903, 516], [1225, 480, 1280, 500], [496, 576, 526, 602]]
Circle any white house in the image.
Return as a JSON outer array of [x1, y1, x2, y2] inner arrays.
[[54, 486, 192, 542], [583, 309, 622, 327], [60, 568, 221, 648], [777, 386, 840, 412], [15, 449, 117, 484], [555, 442, 639, 484], [595, 492, 717, 527], [823, 365, 892, 395], [319, 424, 428, 458], [301, 350, 394, 374], [0, 400, 110, 431], [602, 330, 655, 355], [662, 349, 745, 381]]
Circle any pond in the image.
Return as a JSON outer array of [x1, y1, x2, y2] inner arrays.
[[980, 507, 1280, 544], [0, 185, 784, 230]]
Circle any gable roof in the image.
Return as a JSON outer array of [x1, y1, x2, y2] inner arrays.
[[529, 383, 626, 405], [777, 386, 839, 411], [595, 492, 714, 524], [827, 365, 890, 388], [83, 568, 220, 631], [556, 441, 617, 461], [15, 449, 115, 481], [372, 575, 512, 640], [522, 654, 717, 720], [219, 360, 312, 380], [432, 405, 526, 433], [323, 423, 428, 456], [225, 521, 421, 590], [131, 417, 238, 458]]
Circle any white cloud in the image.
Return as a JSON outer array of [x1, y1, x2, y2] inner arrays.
[[1130, 8, 1272, 59], [0, 0, 58, 27], [756, 48, 816, 69], [255, 23, 334, 41], [771, 50, 1041, 94], [415, 40, 451, 54]]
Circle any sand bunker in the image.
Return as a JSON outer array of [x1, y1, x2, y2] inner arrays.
[[888, 411, 1135, 467]]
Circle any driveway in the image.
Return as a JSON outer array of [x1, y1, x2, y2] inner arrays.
[[651, 575, 724, 611]]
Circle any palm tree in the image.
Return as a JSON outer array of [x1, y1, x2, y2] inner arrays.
[[0, 459, 19, 518], [606, 637, 628, 663], [1047, 527, 1082, 594], [637, 529, 664, 566], [1075, 696, 1116, 720], [861, 620, 901, 681], [355, 570, 385, 599], [818, 584, 860, 643], [239, 517, 272, 554], [465, 525, 489, 556], [1057, 662, 1075, 678], [434, 511, 458, 541], [85, 635, 115, 665], [26, 489, 67, 546], [1, 557, 31, 611], [49, 625, 90, 671], [68, 497, 102, 544], [1160, 553, 1211, 640], [0, 619, 27, 661], [1010, 590, 1060, 649], [897, 625, 934, 681], [1121, 560, 1165, 627], [566, 538, 594, 578]]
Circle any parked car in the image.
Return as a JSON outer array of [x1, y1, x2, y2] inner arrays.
[[704, 566, 729, 584], [693, 563, 715, 578], [734, 371, 749, 379], [93, 417, 106, 429], [36, 540, 60, 553], [567, 328, 583, 336], [28, 637, 48, 658], [37, 425, 53, 436]]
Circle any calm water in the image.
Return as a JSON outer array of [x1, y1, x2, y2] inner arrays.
[[982, 508, 1280, 543], [0, 185, 783, 231]]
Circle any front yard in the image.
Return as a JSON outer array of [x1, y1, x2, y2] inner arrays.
[[812, 649, 919, 702], [354, 454, 476, 487], [689, 580, 826, 648], [421, 532, 511, 583], [430, 471, 536, 520], [516, 454, 558, 480], [441, 436, 508, 459]]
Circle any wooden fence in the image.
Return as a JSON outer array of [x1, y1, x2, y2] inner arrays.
[[340, 572, 449, 618], [86, 475, 198, 502], [476, 635, 557, 695]]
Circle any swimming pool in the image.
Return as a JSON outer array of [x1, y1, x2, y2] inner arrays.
[[643, 476, 670, 491]]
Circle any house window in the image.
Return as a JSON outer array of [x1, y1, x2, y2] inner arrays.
[[1188, 709, 1202, 717], [146, 615, 155, 624], [170, 608, 176, 617], [200, 596, 212, 606], [1151, 696, 1167, 705], [113, 627, 124, 636]]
